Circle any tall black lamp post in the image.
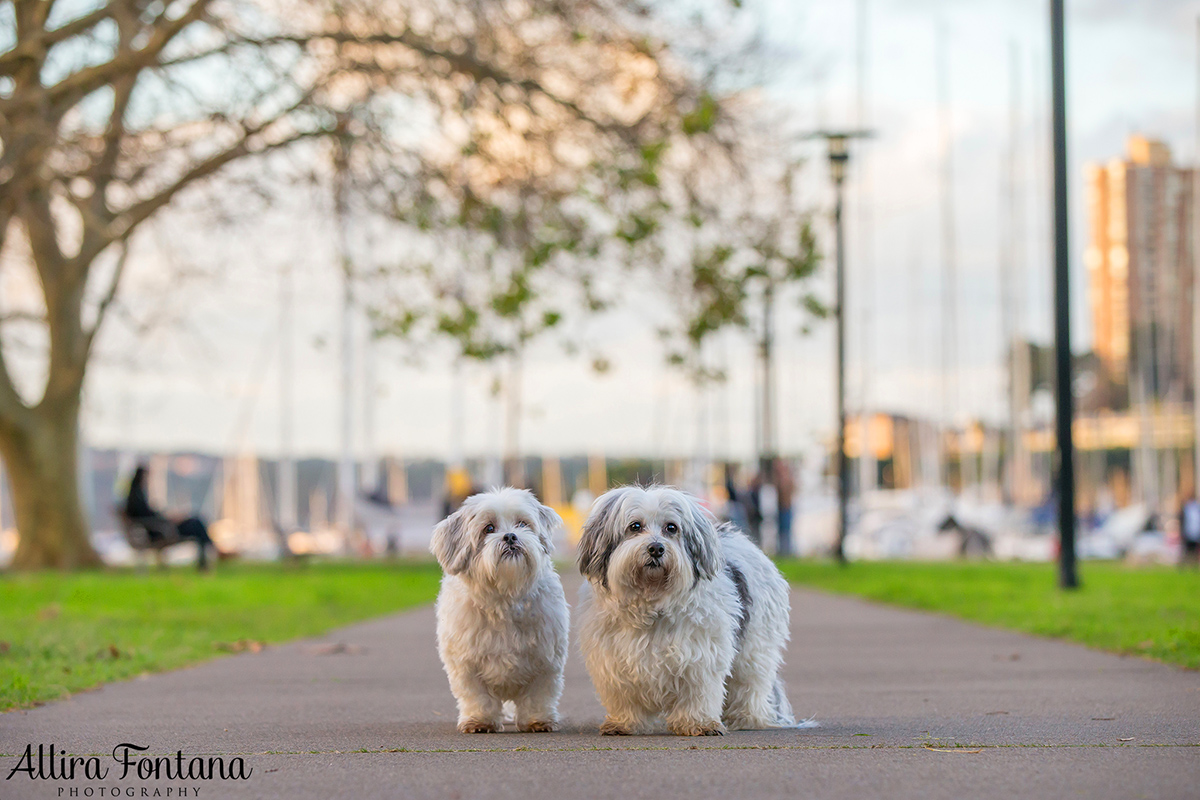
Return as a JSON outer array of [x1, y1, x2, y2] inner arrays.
[[1050, 0, 1078, 589], [807, 130, 872, 564]]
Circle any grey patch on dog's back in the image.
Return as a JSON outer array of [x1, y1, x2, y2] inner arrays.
[[726, 562, 751, 645]]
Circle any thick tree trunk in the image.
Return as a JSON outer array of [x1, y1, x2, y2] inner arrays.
[[4, 401, 101, 569]]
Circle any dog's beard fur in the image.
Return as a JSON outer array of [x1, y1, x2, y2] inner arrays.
[[607, 535, 688, 605], [472, 529, 545, 598], [431, 486, 562, 600]]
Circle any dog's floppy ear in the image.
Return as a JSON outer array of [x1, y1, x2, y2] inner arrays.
[[678, 491, 720, 582], [533, 497, 563, 555], [430, 505, 473, 575], [578, 488, 628, 588]]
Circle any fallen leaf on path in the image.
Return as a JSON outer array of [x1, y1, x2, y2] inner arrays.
[[1092, 717, 1115, 721], [305, 642, 367, 656], [924, 746, 983, 754], [985, 711, 1009, 716], [216, 640, 265, 654]]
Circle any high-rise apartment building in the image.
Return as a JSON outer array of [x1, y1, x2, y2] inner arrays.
[[1086, 135, 1196, 404]]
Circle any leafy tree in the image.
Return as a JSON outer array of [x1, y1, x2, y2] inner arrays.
[[659, 161, 824, 390], [356, 1, 724, 484], [363, 4, 829, 484], [635, 140, 825, 490]]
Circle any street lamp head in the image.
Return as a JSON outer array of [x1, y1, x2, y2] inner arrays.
[[828, 137, 850, 185], [799, 129, 872, 186]]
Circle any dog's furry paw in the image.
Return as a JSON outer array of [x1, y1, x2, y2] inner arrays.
[[519, 719, 559, 733], [599, 719, 632, 736], [458, 719, 501, 734], [670, 720, 726, 737]]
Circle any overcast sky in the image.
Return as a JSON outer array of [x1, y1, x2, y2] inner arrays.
[[60, 0, 1200, 463]]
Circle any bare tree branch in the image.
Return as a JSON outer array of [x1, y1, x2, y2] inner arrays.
[[41, 0, 212, 112], [98, 103, 333, 256], [236, 30, 664, 139], [0, 5, 115, 76], [82, 237, 129, 356]]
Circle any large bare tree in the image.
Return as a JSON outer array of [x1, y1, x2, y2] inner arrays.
[[0, 0, 721, 568], [0, 0, 335, 568]]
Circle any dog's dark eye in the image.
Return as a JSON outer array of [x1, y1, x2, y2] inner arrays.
[[483, 523, 495, 534], [515, 520, 529, 528], [629, 521, 642, 532], [665, 523, 678, 534]]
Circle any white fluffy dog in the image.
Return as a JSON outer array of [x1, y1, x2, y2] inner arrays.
[[576, 485, 795, 736], [431, 487, 569, 733]]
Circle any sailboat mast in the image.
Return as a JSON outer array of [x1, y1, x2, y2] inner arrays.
[[856, 0, 875, 497], [937, 17, 960, 492], [334, 128, 356, 540], [278, 262, 297, 532]]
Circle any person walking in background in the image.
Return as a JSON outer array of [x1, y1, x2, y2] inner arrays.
[[774, 458, 795, 557], [744, 470, 764, 547], [1179, 494, 1200, 568], [125, 464, 229, 570], [723, 463, 748, 531]]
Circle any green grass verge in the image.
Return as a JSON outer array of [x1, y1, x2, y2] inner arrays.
[[0, 560, 443, 711], [778, 560, 1200, 670]]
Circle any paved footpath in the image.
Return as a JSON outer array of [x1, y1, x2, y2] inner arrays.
[[2, 581, 1198, 800]]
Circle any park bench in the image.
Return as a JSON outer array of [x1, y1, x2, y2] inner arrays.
[[115, 505, 184, 569]]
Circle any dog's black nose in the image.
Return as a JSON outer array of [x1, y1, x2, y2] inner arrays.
[[503, 532, 518, 545], [647, 541, 665, 559]]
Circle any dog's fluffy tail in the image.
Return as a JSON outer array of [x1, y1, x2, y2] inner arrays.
[[771, 676, 796, 727], [772, 678, 820, 729]]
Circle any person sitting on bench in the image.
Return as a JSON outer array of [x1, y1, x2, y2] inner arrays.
[[125, 464, 228, 570]]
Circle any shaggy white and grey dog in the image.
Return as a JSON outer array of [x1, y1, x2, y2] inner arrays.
[[430, 487, 569, 733], [576, 485, 795, 736]]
